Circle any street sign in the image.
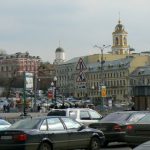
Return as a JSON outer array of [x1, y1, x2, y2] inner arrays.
[[101, 86, 107, 97], [76, 71, 86, 82], [25, 72, 33, 90], [76, 58, 87, 70]]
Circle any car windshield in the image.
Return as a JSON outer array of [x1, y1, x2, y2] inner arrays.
[[0, 120, 10, 125], [9, 118, 41, 129], [101, 112, 130, 122]]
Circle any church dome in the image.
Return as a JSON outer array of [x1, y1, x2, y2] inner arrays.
[[55, 47, 64, 53], [115, 20, 125, 31]]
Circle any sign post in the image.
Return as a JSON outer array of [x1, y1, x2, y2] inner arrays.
[[76, 58, 87, 98], [23, 72, 33, 116]]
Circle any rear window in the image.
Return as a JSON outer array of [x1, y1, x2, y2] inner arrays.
[[101, 112, 130, 122], [47, 110, 66, 116]]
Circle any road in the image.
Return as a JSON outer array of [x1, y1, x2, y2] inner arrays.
[[101, 142, 132, 150]]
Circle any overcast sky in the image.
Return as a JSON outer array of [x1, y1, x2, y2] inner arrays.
[[0, 0, 150, 63]]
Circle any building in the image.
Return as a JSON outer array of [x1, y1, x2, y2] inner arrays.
[[53, 47, 65, 64], [130, 65, 150, 110], [112, 19, 130, 55], [0, 52, 41, 93], [55, 19, 150, 105]]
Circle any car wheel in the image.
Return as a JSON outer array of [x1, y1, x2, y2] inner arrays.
[[101, 141, 109, 147], [39, 142, 52, 150], [89, 137, 101, 150]]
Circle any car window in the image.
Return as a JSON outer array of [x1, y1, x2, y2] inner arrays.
[[128, 113, 146, 123], [47, 118, 64, 130], [101, 112, 130, 122], [62, 117, 81, 129], [0, 120, 10, 125], [47, 110, 66, 116], [9, 118, 41, 129], [80, 111, 90, 120], [69, 111, 77, 119], [40, 119, 47, 131], [89, 110, 102, 119], [137, 114, 150, 123]]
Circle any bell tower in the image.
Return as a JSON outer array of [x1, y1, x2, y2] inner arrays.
[[112, 19, 130, 54]]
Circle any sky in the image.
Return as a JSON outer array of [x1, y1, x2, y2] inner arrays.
[[0, 0, 150, 63]]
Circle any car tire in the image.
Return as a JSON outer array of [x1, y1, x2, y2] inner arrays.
[[101, 141, 109, 147], [89, 137, 101, 150], [39, 142, 52, 150]]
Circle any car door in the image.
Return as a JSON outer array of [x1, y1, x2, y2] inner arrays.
[[40, 118, 69, 150], [61, 117, 90, 149]]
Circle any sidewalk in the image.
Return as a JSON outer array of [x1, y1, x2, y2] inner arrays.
[[0, 112, 47, 123]]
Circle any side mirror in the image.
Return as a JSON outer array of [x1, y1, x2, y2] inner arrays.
[[78, 125, 86, 131]]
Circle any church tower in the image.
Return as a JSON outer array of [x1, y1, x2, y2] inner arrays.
[[112, 19, 130, 54], [53, 47, 65, 64]]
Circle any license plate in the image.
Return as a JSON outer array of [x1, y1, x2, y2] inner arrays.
[[1, 136, 12, 140]]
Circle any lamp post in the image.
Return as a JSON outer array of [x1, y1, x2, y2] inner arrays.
[[51, 76, 57, 108], [91, 85, 95, 104], [94, 44, 111, 111]]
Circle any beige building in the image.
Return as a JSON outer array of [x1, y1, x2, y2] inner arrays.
[[55, 19, 150, 105]]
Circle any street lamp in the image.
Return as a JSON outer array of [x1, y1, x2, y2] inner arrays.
[[91, 85, 95, 104], [52, 76, 57, 108], [94, 44, 111, 111]]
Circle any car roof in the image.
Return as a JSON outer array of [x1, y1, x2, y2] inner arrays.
[[50, 108, 94, 111], [112, 111, 148, 114]]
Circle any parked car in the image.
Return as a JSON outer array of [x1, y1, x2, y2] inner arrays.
[[47, 108, 103, 125], [0, 119, 11, 130], [133, 140, 150, 150], [0, 99, 9, 111], [125, 113, 150, 146], [0, 116, 105, 150], [88, 111, 148, 147]]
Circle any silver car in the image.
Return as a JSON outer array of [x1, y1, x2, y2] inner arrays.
[[0, 119, 11, 130], [47, 108, 103, 125]]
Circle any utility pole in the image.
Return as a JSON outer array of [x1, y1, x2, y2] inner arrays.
[[94, 44, 111, 111]]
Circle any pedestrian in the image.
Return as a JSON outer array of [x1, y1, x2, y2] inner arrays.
[[3, 104, 6, 113], [6, 104, 10, 112], [37, 104, 41, 112]]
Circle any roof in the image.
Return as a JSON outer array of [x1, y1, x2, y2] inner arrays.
[[55, 47, 64, 53]]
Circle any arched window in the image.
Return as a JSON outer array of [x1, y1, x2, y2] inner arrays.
[[124, 37, 127, 45], [115, 37, 119, 45]]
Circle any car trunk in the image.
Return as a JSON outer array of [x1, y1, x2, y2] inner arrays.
[[0, 130, 27, 144]]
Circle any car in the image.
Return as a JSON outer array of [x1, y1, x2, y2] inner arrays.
[[133, 140, 150, 150], [88, 111, 148, 147], [0, 119, 11, 130], [0, 116, 105, 150], [0, 99, 9, 111], [125, 113, 150, 146], [47, 108, 103, 126]]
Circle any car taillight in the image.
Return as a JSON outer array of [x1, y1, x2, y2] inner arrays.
[[113, 124, 122, 132], [13, 134, 27, 142], [126, 125, 134, 131]]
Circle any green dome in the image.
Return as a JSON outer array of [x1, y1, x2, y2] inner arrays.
[[55, 47, 64, 53]]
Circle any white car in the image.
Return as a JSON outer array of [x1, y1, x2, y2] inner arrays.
[[0, 99, 9, 110], [47, 108, 103, 126], [0, 119, 11, 130]]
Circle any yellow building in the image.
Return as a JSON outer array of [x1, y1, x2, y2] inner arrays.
[[56, 19, 150, 105]]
